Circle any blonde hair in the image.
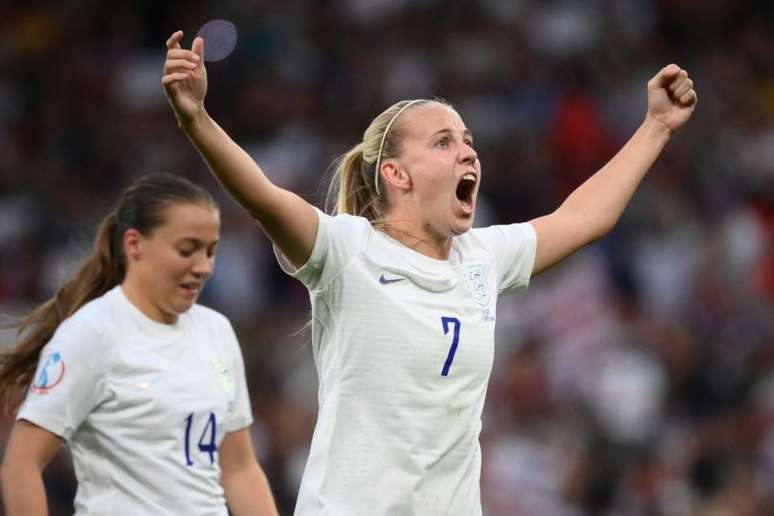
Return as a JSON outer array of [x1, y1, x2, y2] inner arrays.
[[326, 99, 436, 222]]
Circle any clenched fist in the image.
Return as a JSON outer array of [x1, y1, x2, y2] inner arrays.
[[646, 64, 697, 134]]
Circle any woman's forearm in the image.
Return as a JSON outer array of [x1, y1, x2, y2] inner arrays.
[[181, 110, 318, 266], [182, 110, 280, 219], [559, 115, 672, 241], [1, 464, 48, 516], [222, 462, 278, 516]]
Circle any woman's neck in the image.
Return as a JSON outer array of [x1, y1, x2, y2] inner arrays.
[[381, 215, 452, 260], [120, 279, 178, 324]]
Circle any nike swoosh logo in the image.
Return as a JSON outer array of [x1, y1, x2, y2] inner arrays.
[[379, 274, 405, 285]]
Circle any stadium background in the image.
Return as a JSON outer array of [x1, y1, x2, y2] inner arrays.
[[0, 1, 772, 514]]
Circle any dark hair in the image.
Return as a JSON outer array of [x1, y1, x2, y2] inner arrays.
[[0, 173, 216, 411]]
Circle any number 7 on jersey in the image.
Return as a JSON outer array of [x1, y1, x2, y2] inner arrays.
[[440, 316, 461, 377]]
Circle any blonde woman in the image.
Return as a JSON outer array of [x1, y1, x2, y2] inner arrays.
[[163, 30, 696, 515], [0, 174, 278, 516]]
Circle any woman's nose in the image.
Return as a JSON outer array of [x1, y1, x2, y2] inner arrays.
[[192, 256, 213, 276], [459, 145, 477, 165]]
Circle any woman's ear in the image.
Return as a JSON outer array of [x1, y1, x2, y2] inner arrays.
[[122, 229, 143, 262], [380, 160, 412, 193]]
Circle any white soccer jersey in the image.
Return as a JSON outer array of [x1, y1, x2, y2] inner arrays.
[[276, 209, 537, 515], [18, 286, 253, 516]]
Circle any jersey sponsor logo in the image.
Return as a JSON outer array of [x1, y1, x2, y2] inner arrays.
[[462, 264, 490, 307], [31, 351, 66, 392], [379, 273, 405, 285]]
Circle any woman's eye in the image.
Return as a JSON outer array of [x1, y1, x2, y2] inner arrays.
[[436, 138, 449, 148], [178, 249, 195, 258]]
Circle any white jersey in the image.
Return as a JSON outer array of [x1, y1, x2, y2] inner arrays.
[[277, 210, 537, 515], [18, 286, 253, 516]]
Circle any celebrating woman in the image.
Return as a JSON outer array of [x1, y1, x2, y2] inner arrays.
[[162, 30, 696, 515]]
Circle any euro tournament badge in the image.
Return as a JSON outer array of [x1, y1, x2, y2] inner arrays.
[[462, 264, 490, 307], [31, 351, 66, 393], [212, 360, 235, 400]]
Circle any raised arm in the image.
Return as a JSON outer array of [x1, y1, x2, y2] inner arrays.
[[529, 64, 697, 276], [162, 31, 318, 268]]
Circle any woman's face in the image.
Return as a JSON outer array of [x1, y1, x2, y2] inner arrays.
[[125, 202, 220, 323], [391, 102, 480, 240]]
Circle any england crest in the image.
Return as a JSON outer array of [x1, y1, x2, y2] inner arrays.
[[212, 360, 235, 400], [462, 264, 490, 307]]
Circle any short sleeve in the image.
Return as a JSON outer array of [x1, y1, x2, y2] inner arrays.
[[17, 317, 109, 441], [472, 223, 537, 295], [221, 320, 253, 434], [273, 208, 372, 291]]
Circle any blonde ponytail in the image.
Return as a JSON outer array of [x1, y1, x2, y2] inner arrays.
[[327, 143, 383, 221], [326, 99, 435, 223]]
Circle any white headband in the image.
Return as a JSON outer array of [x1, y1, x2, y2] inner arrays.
[[374, 99, 425, 197]]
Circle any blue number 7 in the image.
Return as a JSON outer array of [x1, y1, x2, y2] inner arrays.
[[441, 316, 461, 376]]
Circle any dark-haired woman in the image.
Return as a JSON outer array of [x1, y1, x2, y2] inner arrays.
[[0, 174, 278, 516]]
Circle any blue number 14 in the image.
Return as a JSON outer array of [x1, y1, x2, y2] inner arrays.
[[184, 412, 217, 466], [441, 316, 461, 376]]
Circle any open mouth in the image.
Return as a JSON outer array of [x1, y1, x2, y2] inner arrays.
[[455, 173, 477, 210], [180, 282, 201, 296]]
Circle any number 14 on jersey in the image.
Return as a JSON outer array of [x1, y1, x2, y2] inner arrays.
[[183, 412, 217, 466]]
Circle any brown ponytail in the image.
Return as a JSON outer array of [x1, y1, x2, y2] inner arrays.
[[0, 211, 123, 411], [0, 173, 216, 412]]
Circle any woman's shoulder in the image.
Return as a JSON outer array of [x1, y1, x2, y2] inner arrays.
[[185, 303, 235, 336], [316, 210, 377, 251], [453, 226, 500, 254], [187, 302, 229, 325], [46, 289, 118, 354], [454, 223, 536, 259], [465, 223, 535, 245], [322, 210, 374, 233], [61, 288, 119, 331]]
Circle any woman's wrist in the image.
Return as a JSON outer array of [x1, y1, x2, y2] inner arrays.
[[642, 113, 673, 142], [179, 106, 210, 135]]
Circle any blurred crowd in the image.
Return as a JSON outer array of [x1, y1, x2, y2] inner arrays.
[[1, 0, 772, 514]]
